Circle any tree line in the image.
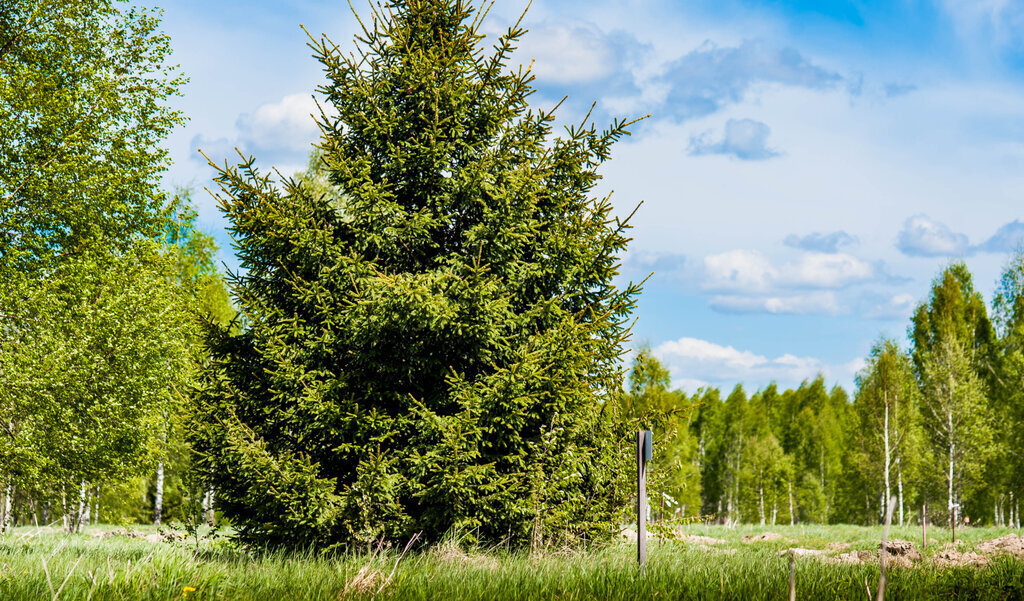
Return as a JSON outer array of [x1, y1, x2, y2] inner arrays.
[[0, 0, 233, 532], [629, 259, 1024, 528], [4, 0, 1020, 548]]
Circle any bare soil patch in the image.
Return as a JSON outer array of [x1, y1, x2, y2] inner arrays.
[[977, 534, 1024, 557], [742, 532, 792, 543]]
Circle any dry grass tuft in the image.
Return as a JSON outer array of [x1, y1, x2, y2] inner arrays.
[[340, 565, 384, 598]]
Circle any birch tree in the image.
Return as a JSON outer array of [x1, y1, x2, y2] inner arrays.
[[991, 249, 1024, 527], [919, 336, 992, 526], [854, 339, 921, 525]]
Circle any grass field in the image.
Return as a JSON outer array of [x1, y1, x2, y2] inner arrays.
[[2, 523, 1024, 600]]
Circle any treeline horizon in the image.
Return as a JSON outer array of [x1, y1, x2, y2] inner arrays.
[[626, 258, 1024, 529]]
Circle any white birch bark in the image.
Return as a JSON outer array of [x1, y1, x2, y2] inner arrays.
[[76, 481, 88, 533], [897, 462, 904, 527], [947, 410, 955, 527], [758, 472, 765, 526], [206, 486, 215, 527], [154, 460, 164, 526], [788, 480, 795, 525], [1, 481, 12, 533], [884, 402, 891, 524]]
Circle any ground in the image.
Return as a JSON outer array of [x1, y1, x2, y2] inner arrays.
[[2, 523, 1024, 600]]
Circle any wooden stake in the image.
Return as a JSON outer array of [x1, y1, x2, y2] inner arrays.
[[788, 550, 796, 601], [638, 430, 647, 566], [877, 495, 896, 601]]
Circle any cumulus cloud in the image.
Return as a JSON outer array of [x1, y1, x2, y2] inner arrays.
[[703, 249, 777, 292], [863, 292, 918, 320], [235, 93, 322, 153], [784, 231, 858, 253], [974, 219, 1024, 253], [688, 118, 780, 160], [709, 292, 841, 315], [652, 337, 828, 391], [519, 24, 641, 84], [192, 93, 328, 178], [703, 249, 875, 292], [660, 40, 841, 121], [896, 214, 970, 257]]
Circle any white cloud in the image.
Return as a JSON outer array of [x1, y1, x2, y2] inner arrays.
[[688, 118, 781, 160], [896, 214, 970, 257], [652, 336, 830, 391], [975, 219, 1024, 253], [785, 252, 874, 288], [784, 231, 858, 253], [703, 249, 875, 293], [703, 249, 777, 291], [235, 93, 322, 153], [709, 291, 841, 315], [864, 292, 918, 320], [660, 40, 842, 120], [519, 24, 619, 84]]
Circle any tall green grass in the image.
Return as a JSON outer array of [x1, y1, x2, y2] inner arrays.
[[1, 525, 1022, 600]]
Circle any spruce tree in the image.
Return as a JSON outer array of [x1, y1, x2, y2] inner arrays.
[[193, 0, 642, 548]]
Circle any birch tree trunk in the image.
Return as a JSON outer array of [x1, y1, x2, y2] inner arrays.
[[206, 486, 215, 527], [1, 482, 12, 533], [154, 460, 164, 526], [788, 480, 795, 525], [76, 481, 89, 532], [947, 410, 955, 528], [758, 473, 765, 526], [884, 402, 891, 523], [897, 461, 904, 527]]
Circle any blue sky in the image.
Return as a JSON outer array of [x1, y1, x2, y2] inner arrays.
[[156, 0, 1024, 394]]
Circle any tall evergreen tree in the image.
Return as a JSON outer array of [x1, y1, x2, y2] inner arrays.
[[193, 0, 642, 548]]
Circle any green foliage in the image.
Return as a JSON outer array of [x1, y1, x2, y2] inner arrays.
[[193, 0, 642, 549], [0, 0, 186, 274], [0, 0, 226, 531], [912, 263, 999, 523], [0, 243, 196, 499], [849, 339, 925, 524], [623, 348, 700, 518]]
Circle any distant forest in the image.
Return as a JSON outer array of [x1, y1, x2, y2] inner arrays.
[[625, 259, 1024, 528]]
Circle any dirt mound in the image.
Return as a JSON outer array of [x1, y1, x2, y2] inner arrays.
[[743, 532, 788, 543], [881, 539, 921, 560], [826, 542, 851, 552], [977, 534, 1024, 557], [932, 549, 988, 568], [826, 550, 876, 565], [778, 548, 825, 558]]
